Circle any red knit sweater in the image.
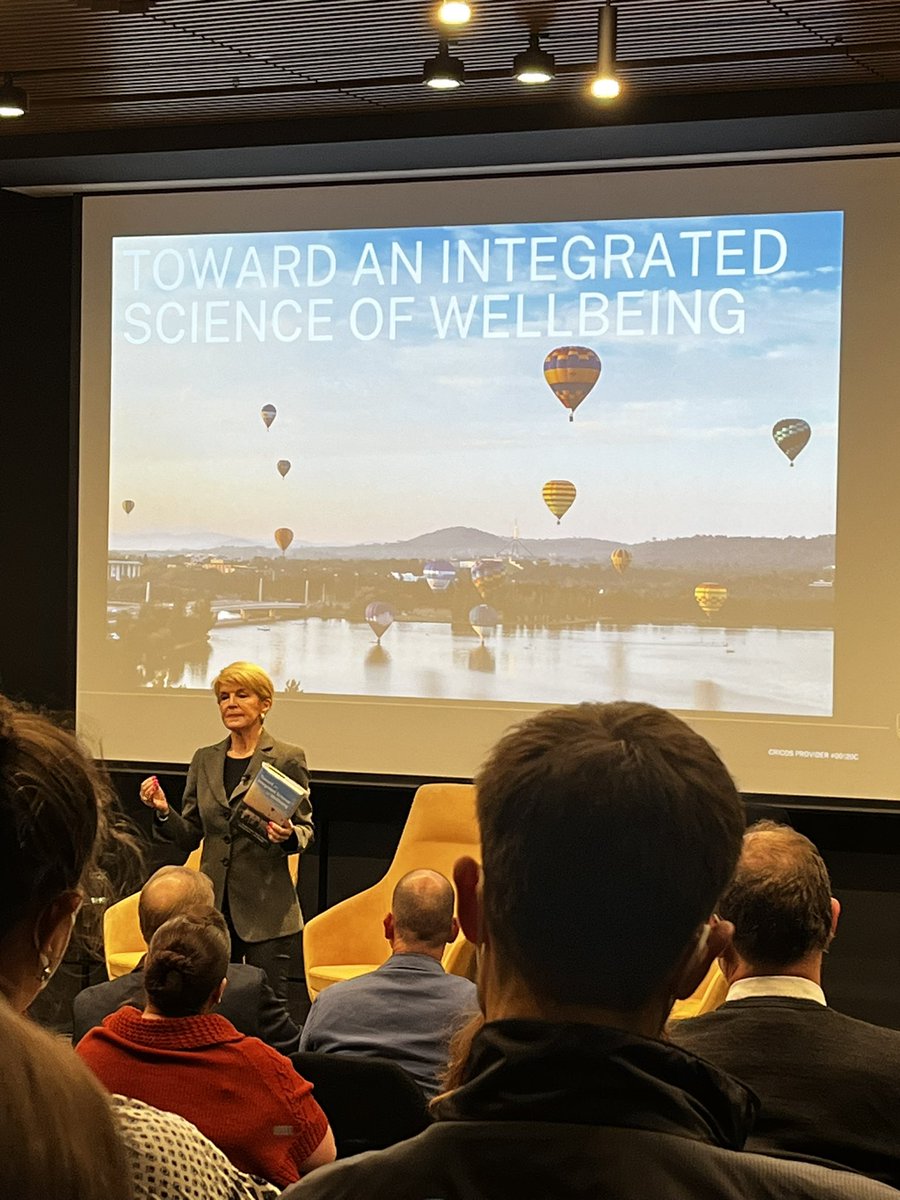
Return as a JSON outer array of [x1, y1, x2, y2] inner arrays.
[[76, 1007, 327, 1187]]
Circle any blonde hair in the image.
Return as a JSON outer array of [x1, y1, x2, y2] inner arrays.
[[0, 998, 132, 1200], [211, 662, 275, 706]]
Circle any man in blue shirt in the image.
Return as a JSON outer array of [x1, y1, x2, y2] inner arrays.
[[299, 869, 477, 1097]]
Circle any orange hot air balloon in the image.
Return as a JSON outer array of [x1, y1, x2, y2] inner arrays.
[[274, 527, 294, 556], [277, 460, 291, 479], [694, 582, 728, 619], [542, 480, 577, 525], [261, 404, 277, 430], [543, 346, 601, 421], [121, 499, 135, 515], [611, 548, 632, 575], [471, 558, 505, 600]]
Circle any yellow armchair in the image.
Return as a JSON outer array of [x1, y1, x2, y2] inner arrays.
[[303, 782, 479, 1002], [669, 960, 729, 1022]]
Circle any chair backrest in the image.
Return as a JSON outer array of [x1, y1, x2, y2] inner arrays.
[[303, 783, 479, 989], [291, 1051, 432, 1158]]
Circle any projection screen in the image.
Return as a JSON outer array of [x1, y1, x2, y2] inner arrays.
[[77, 158, 900, 799]]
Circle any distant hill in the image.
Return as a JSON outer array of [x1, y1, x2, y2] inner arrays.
[[112, 527, 835, 572]]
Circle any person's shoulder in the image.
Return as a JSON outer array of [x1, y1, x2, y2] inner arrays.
[[820, 1005, 900, 1049]]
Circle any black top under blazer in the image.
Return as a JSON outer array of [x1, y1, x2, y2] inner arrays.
[[154, 728, 312, 943]]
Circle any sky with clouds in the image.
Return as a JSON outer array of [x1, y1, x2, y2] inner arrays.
[[108, 211, 842, 549]]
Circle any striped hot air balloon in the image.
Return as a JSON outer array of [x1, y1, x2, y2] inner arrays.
[[423, 560, 457, 592], [543, 346, 601, 421], [121, 499, 135, 515], [542, 480, 577, 525], [261, 404, 277, 430], [694, 583, 728, 619], [611, 548, 632, 575]]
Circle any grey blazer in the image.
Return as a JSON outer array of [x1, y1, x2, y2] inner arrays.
[[154, 729, 313, 942]]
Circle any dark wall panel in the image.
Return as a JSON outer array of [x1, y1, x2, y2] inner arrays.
[[0, 191, 78, 713]]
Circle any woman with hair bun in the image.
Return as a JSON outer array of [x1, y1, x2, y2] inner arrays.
[[0, 694, 281, 1200], [76, 905, 335, 1188], [140, 661, 313, 1001]]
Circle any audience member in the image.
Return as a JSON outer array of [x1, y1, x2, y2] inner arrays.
[[0, 995, 130, 1200], [77, 905, 335, 1187], [0, 694, 279, 1200], [285, 701, 899, 1199], [112, 1096, 279, 1200], [671, 820, 900, 1187], [300, 869, 477, 1096], [74, 865, 301, 1053]]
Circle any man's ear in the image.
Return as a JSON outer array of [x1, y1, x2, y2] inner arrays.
[[453, 856, 483, 945], [671, 917, 733, 1001], [448, 915, 460, 944], [383, 913, 394, 943], [828, 896, 840, 944]]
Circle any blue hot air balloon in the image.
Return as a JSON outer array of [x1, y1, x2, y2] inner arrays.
[[423, 560, 457, 592]]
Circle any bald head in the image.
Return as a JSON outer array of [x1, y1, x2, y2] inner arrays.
[[138, 866, 215, 943], [388, 870, 457, 953], [718, 821, 834, 970]]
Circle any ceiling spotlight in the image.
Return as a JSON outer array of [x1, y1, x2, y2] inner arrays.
[[0, 74, 27, 118], [514, 32, 555, 85], [424, 38, 465, 89], [437, 1, 471, 24], [590, 2, 620, 100]]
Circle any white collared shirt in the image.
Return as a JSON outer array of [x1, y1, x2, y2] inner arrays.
[[726, 975, 827, 1006]]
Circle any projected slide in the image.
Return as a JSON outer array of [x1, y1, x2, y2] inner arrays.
[[104, 211, 841, 720]]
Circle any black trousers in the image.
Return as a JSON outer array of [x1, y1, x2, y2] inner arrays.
[[221, 897, 302, 1004]]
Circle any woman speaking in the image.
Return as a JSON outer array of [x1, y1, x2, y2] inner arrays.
[[140, 661, 312, 1001]]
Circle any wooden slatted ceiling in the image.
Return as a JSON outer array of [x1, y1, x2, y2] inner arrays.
[[1, 0, 900, 137]]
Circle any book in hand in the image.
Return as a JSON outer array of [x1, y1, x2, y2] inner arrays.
[[233, 762, 309, 846]]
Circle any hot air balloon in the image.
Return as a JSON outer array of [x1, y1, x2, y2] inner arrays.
[[471, 558, 505, 600], [772, 418, 811, 466], [277, 460, 291, 479], [542, 480, 577, 525], [274, 527, 294, 556], [469, 604, 499, 643], [365, 601, 394, 642], [694, 583, 728, 620], [121, 499, 135, 515], [611, 548, 632, 575], [543, 346, 601, 421], [423, 560, 457, 592], [261, 404, 277, 430]]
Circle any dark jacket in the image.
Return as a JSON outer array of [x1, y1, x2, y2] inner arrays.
[[72, 960, 301, 1056], [671, 996, 900, 1189], [153, 729, 312, 941], [284, 1020, 898, 1200]]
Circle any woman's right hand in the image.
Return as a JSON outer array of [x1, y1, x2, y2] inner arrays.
[[139, 775, 169, 816]]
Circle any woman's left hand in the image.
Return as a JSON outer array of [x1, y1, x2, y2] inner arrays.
[[266, 818, 293, 844]]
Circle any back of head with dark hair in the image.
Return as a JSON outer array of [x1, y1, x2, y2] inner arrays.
[[0, 697, 109, 946], [391, 870, 456, 949], [144, 907, 230, 1017], [138, 866, 215, 943], [474, 701, 745, 1012], [717, 820, 834, 968]]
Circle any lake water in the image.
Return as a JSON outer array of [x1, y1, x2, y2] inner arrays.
[[176, 619, 833, 717]]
